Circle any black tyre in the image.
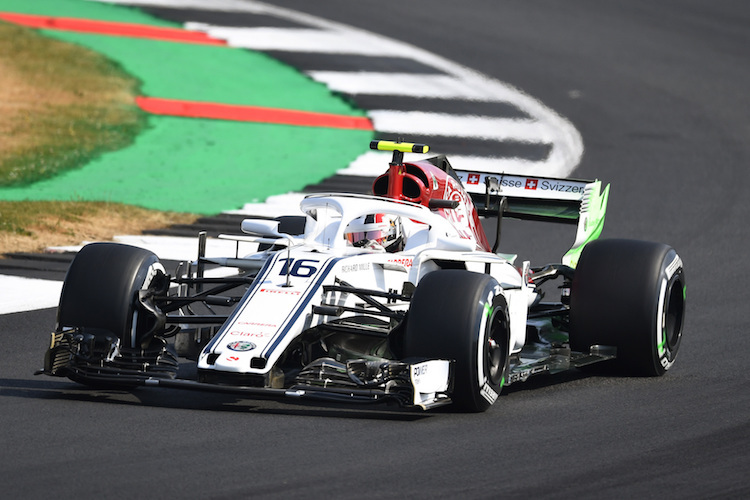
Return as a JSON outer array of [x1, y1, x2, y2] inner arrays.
[[403, 270, 510, 412], [58, 242, 168, 349], [570, 239, 686, 376]]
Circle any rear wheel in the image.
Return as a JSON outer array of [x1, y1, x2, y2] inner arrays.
[[403, 270, 510, 412], [569, 239, 686, 376]]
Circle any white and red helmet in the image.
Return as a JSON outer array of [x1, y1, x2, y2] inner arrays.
[[345, 214, 404, 252]]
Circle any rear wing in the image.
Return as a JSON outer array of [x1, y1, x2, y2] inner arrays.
[[454, 170, 598, 222], [450, 165, 610, 268], [371, 142, 610, 268]]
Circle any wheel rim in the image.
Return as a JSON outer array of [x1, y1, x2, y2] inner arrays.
[[486, 312, 507, 386], [665, 280, 685, 351]]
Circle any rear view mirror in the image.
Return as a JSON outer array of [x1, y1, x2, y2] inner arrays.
[[241, 219, 283, 238]]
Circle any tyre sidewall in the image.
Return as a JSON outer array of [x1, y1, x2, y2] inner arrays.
[[404, 270, 509, 412], [651, 248, 685, 374], [57, 243, 165, 347], [570, 239, 686, 376]]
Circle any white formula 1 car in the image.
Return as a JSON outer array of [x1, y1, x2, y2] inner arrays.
[[40, 141, 686, 412]]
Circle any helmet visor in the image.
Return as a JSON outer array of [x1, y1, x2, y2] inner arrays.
[[345, 229, 388, 247]]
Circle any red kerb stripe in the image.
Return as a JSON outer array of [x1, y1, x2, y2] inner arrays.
[[0, 12, 226, 45], [136, 97, 374, 130]]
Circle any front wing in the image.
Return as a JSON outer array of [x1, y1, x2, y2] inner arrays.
[[143, 357, 451, 410], [40, 333, 453, 410]]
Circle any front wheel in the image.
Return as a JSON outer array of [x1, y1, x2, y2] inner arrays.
[[57, 242, 168, 347], [402, 270, 510, 412], [49, 243, 177, 386], [569, 239, 686, 376]]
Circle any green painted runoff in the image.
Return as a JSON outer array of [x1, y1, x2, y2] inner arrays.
[[0, 0, 372, 214]]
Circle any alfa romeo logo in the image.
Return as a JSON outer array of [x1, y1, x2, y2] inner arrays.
[[227, 341, 256, 352]]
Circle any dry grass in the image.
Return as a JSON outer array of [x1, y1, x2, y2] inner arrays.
[[0, 20, 145, 185], [0, 201, 196, 254], [0, 21, 197, 255]]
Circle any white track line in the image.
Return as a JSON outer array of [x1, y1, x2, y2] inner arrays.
[[91, 0, 269, 10], [337, 151, 556, 178], [184, 25, 406, 56], [368, 110, 557, 142], [307, 72, 497, 100], [0, 275, 63, 314], [225, 192, 308, 216], [47, 235, 259, 262]]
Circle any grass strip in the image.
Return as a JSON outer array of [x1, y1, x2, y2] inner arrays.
[[0, 200, 195, 254], [0, 20, 146, 186]]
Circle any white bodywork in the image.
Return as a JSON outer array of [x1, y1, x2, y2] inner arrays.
[[197, 194, 533, 378]]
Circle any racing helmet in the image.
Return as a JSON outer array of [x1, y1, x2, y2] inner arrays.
[[345, 214, 404, 252]]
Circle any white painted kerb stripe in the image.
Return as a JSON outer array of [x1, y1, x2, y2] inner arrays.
[[226, 193, 307, 216], [184, 24, 406, 56], [92, 0, 265, 9], [368, 110, 556, 142], [0, 275, 63, 314], [338, 151, 561, 178], [306, 72, 497, 100], [47, 236, 258, 262]]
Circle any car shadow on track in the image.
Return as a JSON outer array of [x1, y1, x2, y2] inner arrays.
[[2, 365, 614, 420], [500, 369, 595, 395], [0, 377, 433, 421]]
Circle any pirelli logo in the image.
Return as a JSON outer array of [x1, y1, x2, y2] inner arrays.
[[480, 382, 498, 404]]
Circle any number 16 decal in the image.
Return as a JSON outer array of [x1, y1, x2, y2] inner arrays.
[[278, 258, 319, 277]]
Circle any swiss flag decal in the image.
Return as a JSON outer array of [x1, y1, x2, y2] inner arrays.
[[525, 178, 538, 190], [467, 173, 480, 184]]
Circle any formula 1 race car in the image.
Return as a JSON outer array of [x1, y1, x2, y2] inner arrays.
[[39, 140, 686, 412]]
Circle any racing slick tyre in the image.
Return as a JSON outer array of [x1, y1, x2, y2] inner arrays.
[[569, 239, 686, 376], [55, 242, 177, 386], [402, 270, 510, 412]]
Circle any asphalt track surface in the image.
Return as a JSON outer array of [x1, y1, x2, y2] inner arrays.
[[2, 1, 749, 498]]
